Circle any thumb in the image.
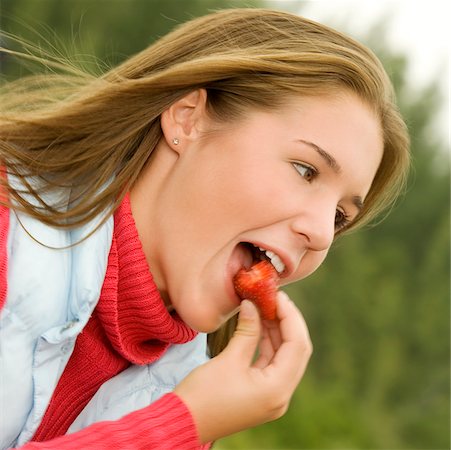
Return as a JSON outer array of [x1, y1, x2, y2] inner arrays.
[[221, 300, 261, 363]]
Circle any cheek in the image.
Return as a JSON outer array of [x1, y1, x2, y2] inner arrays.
[[305, 250, 329, 276], [283, 249, 329, 286]]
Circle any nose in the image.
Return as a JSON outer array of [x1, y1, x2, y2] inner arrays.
[[290, 201, 336, 252]]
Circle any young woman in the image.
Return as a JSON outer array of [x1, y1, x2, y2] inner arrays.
[[0, 8, 410, 449]]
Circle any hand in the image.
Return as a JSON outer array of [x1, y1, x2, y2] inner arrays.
[[174, 291, 313, 443]]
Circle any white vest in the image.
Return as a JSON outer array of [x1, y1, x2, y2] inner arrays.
[[0, 194, 208, 449]]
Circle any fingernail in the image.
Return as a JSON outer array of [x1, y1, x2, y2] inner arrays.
[[240, 300, 255, 319]]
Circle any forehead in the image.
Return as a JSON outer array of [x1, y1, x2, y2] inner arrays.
[[284, 93, 382, 179], [226, 90, 382, 144], [205, 91, 383, 180]]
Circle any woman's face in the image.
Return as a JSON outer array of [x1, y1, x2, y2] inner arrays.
[[131, 92, 383, 332]]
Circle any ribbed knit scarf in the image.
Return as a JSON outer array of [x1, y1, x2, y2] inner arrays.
[[31, 193, 197, 441]]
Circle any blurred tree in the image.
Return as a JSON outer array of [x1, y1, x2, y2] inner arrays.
[[1, 0, 265, 77], [1, 1, 449, 449]]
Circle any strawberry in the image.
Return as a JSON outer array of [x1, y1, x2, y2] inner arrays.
[[233, 260, 279, 320]]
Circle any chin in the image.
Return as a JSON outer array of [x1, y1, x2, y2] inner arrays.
[[179, 306, 234, 334], [188, 317, 224, 334]]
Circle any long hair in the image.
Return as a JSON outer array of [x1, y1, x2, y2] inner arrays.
[[0, 8, 410, 354]]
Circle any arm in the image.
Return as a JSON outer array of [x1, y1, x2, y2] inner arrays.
[[14, 291, 309, 449], [16, 394, 204, 450], [175, 292, 312, 444]]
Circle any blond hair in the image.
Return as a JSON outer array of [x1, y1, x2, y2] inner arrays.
[[1, 8, 409, 228], [0, 8, 410, 353]]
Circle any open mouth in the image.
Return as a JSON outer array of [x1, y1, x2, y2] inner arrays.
[[241, 242, 286, 275]]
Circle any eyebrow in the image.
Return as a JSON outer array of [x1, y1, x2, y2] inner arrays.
[[352, 195, 364, 213], [297, 139, 342, 174], [297, 139, 364, 213]]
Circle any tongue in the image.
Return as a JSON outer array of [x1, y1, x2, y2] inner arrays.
[[228, 243, 254, 276]]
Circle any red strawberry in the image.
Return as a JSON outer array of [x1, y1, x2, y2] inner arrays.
[[233, 260, 279, 320]]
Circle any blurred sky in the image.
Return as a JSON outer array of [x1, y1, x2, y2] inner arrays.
[[272, 0, 450, 144]]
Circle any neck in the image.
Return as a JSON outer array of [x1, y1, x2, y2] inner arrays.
[[129, 140, 178, 298]]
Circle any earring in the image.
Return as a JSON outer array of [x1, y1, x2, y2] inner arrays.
[[172, 138, 180, 145]]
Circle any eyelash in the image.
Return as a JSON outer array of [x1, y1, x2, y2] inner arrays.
[[292, 162, 351, 232], [334, 209, 351, 231]]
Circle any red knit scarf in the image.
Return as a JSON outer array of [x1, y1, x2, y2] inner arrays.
[[0, 168, 9, 311], [31, 193, 197, 441], [0, 203, 8, 312]]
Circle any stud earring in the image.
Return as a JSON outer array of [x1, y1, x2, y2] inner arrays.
[[172, 138, 180, 145]]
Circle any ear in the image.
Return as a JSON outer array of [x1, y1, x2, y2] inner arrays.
[[160, 89, 208, 154]]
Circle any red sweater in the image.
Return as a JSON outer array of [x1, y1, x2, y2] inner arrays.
[[0, 194, 208, 449]]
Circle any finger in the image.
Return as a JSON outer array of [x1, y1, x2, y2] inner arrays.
[[221, 299, 262, 364], [253, 317, 283, 369], [259, 291, 299, 356], [264, 318, 283, 351], [277, 291, 310, 343], [253, 326, 275, 369], [265, 292, 313, 380]]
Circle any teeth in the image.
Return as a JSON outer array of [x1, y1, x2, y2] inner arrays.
[[258, 246, 286, 274]]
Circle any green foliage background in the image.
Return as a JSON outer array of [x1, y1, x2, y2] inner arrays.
[[1, 0, 449, 448]]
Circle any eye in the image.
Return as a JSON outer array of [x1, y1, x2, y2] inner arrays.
[[293, 162, 317, 182], [335, 208, 351, 231]]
